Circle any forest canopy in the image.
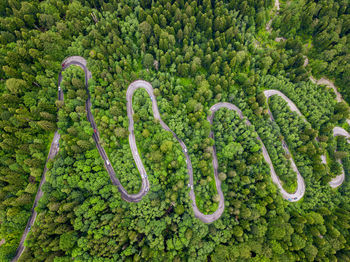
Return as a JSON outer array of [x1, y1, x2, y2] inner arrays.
[[0, 0, 350, 261]]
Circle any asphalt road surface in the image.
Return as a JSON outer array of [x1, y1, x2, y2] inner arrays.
[[11, 132, 60, 262], [263, 90, 307, 201], [13, 55, 350, 260], [310, 76, 350, 127], [12, 57, 92, 261], [309, 76, 350, 186], [263, 89, 350, 194], [329, 127, 350, 188]]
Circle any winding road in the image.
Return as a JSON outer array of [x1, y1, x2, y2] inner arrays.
[[264, 90, 350, 189], [266, 0, 350, 189], [329, 127, 350, 188], [263, 90, 306, 201], [11, 132, 60, 262], [12, 56, 350, 261], [310, 76, 350, 127], [309, 76, 350, 187]]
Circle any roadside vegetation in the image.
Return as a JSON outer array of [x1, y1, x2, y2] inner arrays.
[[0, 0, 350, 261], [274, 0, 350, 103]]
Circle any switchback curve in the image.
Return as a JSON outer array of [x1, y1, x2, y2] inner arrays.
[[264, 90, 306, 200], [13, 56, 350, 261], [329, 127, 350, 188], [264, 89, 350, 189]]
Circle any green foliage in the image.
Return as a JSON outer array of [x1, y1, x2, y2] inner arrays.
[[1, 0, 350, 261], [59, 232, 78, 251], [275, 0, 350, 103]]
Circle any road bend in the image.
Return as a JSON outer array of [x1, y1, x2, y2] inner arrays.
[[264, 90, 349, 189], [329, 127, 350, 188], [13, 55, 350, 261]]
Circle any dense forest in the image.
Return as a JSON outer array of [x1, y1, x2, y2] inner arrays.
[[0, 0, 350, 261], [274, 0, 350, 102]]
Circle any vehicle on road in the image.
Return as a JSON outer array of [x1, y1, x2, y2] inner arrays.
[[61, 63, 65, 68], [184, 148, 187, 153], [28, 226, 31, 231], [94, 129, 97, 133], [106, 160, 110, 165]]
